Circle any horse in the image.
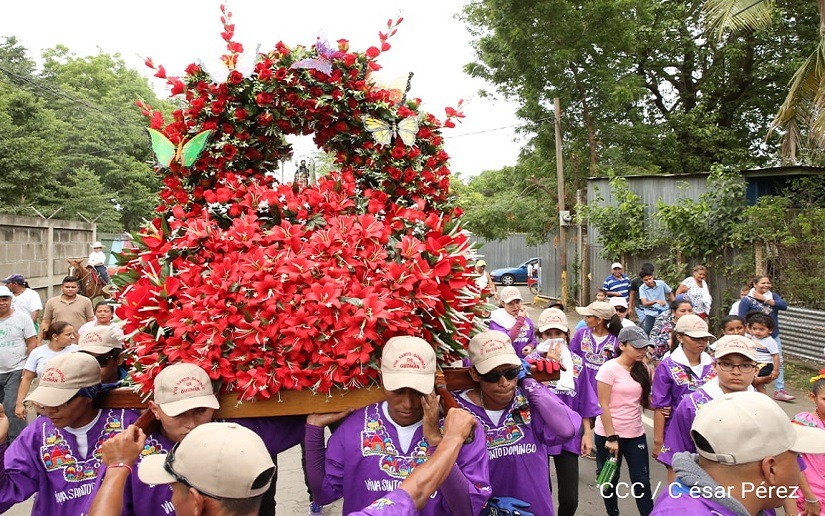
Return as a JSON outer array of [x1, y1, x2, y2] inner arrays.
[[66, 257, 111, 300]]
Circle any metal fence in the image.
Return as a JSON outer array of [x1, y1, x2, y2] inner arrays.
[[779, 307, 825, 362]]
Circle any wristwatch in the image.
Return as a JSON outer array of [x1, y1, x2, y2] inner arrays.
[[606, 434, 619, 442]]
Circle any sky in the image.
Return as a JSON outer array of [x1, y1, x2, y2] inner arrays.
[[1, 0, 528, 178]]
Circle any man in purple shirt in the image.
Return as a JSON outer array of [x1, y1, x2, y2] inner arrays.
[[453, 330, 581, 516], [97, 362, 305, 515], [0, 352, 139, 515], [652, 392, 825, 515], [304, 336, 492, 515], [657, 335, 758, 479]]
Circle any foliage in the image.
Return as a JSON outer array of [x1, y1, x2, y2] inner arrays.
[[115, 11, 482, 399], [461, 0, 822, 175], [0, 37, 166, 230], [57, 166, 122, 232], [576, 174, 654, 262], [453, 152, 559, 244], [654, 166, 747, 262], [730, 185, 825, 308]]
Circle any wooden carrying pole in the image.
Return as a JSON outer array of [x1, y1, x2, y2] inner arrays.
[[101, 367, 560, 418]]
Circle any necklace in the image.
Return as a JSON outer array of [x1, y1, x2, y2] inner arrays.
[[479, 389, 485, 410]]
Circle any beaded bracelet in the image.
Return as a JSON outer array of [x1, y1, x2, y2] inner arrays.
[[108, 463, 133, 474]]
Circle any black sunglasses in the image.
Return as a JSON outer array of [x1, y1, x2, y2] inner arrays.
[[615, 307, 627, 313], [477, 367, 520, 383], [164, 443, 224, 500]]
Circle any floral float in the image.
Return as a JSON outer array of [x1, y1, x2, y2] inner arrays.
[[115, 5, 483, 401]]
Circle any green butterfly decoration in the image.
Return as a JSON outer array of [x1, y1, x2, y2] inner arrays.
[[147, 128, 214, 168]]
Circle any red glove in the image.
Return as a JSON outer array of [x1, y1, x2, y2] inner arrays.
[[527, 357, 565, 373]]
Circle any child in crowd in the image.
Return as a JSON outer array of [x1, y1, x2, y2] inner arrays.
[[656, 335, 757, 482], [596, 289, 608, 302], [791, 369, 825, 515], [533, 308, 600, 516], [720, 315, 746, 336], [745, 312, 780, 394], [489, 286, 537, 358], [728, 283, 751, 316]]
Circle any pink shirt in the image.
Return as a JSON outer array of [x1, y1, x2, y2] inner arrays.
[[595, 359, 645, 438]]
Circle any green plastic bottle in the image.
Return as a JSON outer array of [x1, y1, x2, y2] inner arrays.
[[597, 456, 618, 488]]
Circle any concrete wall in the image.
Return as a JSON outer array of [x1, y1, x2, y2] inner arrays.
[[0, 215, 95, 301]]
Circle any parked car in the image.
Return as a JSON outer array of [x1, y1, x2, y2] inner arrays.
[[490, 257, 540, 286]]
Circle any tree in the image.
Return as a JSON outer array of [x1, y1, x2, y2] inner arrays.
[[461, 0, 821, 177], [704, 0, 825, 163], [57, 166, 121, 232]]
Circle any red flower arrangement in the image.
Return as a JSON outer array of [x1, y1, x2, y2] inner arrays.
[[116, 5, 481, 400]]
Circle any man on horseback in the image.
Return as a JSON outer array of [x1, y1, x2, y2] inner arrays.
[[88, 242, 111, 285]]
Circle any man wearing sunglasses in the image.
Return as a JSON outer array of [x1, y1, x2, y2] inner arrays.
[[0, 352, 139, 514], [453, 330, 581, 516], [304, 336, 492, 515]]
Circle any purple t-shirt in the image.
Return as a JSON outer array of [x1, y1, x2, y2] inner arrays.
[[656, 385, 715, 467], [568, 327, 619, 377], [488, 311, 538, 358], [349, 489, 415, 516], [546, 354, 602, 456], [0, 409, 140, 515], [652, 480, 741, 515], [453, 378, 581, 516], [651, 348, 715, 418], [306, 402, 491, 515], [110, 415, 306, 514]]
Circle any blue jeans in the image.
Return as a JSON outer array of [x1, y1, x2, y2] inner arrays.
[[595, 433, 653, 516], [774, 335, 785, 391], [94, 265, 111, 284], [0, 370, 26, 441]]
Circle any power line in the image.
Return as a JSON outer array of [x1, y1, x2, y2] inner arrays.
[[444, 115, 553, 139]]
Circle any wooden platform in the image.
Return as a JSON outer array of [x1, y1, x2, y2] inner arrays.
[[99, 367, 560, 417]]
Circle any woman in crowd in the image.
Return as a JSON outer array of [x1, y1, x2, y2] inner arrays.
[[14, 321, 78, 420], [534, 308, 600, 516], [648, 297, 694, 364], [738, 275, 793, 402], [675, 265, 712, 319], [455, 330, 580, 516], [651, 314, 715, 460], [489, 286, 537, 357], [594, 325, 654, 516], [77, 301, 121, 337]]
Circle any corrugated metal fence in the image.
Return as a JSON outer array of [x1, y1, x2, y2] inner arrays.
[[779, 307, 825, 362]]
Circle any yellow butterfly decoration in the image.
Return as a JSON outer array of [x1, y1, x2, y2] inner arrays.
[[363, 116, 419, 147]]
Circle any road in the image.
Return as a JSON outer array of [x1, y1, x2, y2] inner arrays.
[[4, 285, 806, 514]]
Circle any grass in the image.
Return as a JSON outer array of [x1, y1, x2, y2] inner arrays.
[[783, 356, 823, 395]]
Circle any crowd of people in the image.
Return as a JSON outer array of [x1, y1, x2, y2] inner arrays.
[[0, 255, 821, 515]]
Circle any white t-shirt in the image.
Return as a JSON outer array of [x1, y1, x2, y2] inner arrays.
[[23, 344, 78, 376], [0, 311, 36, 373], [88, 250, 107, 267], [381, 401, 424, 454], [11, 289, 42, 320]]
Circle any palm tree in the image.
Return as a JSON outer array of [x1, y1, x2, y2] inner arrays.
[[704, 0, 825, 162]]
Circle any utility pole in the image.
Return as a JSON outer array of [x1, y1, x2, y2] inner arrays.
[[554, 97, 567, 308]]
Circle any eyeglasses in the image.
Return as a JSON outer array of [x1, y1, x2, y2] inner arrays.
[[615, 307, 627, 313], [476, 367, 520, 383], [715, 361, 757, 373], [164, 443, 224, 500]]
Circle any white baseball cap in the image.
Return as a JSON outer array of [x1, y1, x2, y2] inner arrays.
[[537, 308, 569, 334], [153, 363, 220, 416], [468, 331, 520, 374], [609, 297, 628, 309], [611, 262, 623, 269], [0, 286, 12, 298], [77, 326, 123, 355], [380, 337, 435, 394], [25, 353, 101, 407], [138, 422, 276, 499], [692, 391, 825, 465], [674, 314, 715, 339], [91, 241, 104, 248], [499, 286, 523, 304]]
